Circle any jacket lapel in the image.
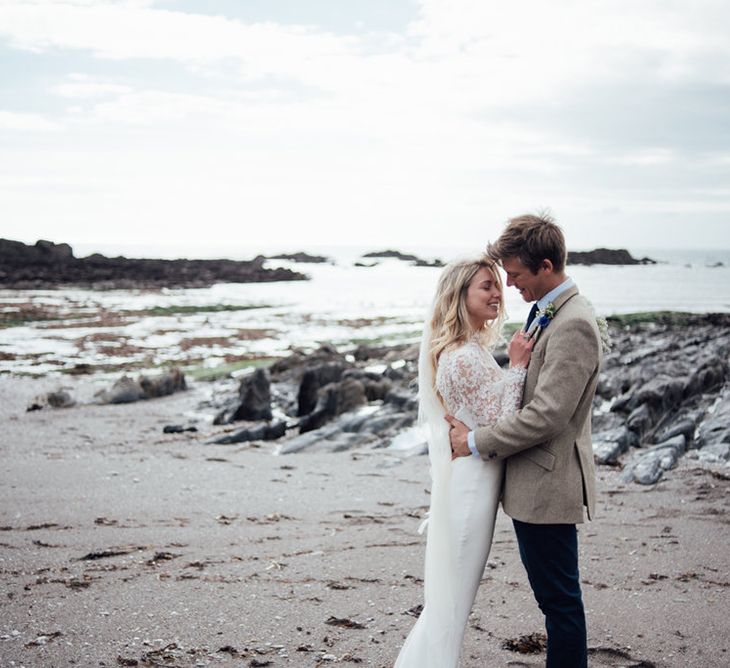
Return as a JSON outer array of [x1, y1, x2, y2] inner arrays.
[[532, 285, 579, 345]]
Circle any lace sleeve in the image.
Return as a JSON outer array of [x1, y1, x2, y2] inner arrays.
[[437, 343, 526, 427]]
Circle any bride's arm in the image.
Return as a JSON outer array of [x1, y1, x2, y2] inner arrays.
[[439, 347, 526, 427], [499, 366, 527, 417]]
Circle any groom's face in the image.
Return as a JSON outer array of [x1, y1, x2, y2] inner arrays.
[[502, 256, 548, 302]]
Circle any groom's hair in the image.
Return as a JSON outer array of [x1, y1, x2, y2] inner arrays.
[[487, 212, 567, 274]]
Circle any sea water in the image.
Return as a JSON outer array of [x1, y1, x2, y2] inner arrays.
[[1, 246, 729, 375]]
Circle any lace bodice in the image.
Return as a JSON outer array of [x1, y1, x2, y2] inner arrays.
[[436, 335, 526, 429]]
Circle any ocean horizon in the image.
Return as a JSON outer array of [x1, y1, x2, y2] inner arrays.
[[64, 241, 730, 269], [2, 245, 729, 376]]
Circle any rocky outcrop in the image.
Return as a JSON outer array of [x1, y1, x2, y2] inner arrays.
[[140, 368, 188, 398], [267, 252, 330, 263], [0, 239, 307, 289], [620, 435, 687, 484], [413, 258, 445, 268], [298, 377, 368, 433], [362, 249, 421, 262], [26, 390, 76, 412], [567, 248, 656, 265], [213, 368, 273, 424], [196, 312, 729, 487], [95, 368, 187, 404], [297, 363, 347, 416], [598, 313, 730, 484], [203, 338, 420, 451], [592, 425, 634, 465], [694, 387, 730, 464], [361, 250, 444, 267], [207, 420, 287, 445]]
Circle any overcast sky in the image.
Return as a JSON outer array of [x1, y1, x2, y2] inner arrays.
[[1, 0, 729, 255]]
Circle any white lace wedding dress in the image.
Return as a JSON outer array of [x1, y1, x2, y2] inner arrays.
[[395, 333, 526, 668]]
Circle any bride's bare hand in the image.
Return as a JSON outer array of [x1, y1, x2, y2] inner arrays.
[[508, 330, 534, 368]]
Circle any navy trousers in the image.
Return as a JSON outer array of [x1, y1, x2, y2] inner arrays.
[[512, 519, 588, 668]]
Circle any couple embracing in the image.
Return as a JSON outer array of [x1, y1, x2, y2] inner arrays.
[[395, 213, 602, 668]]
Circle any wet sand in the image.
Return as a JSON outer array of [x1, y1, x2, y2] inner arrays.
[[1, 376, 728, 667]]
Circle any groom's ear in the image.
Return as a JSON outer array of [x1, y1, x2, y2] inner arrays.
[[539, 259, 554, 274]]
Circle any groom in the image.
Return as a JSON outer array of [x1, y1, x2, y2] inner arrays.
[[447, 213, 601, 668]]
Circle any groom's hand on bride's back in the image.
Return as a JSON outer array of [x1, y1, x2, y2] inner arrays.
[[445, 415, 470, 459]]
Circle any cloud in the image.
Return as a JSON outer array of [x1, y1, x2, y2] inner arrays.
[[0, 1, 358, 80], [53, 73, 132, 98], [0, 110, 59, 131], [0, 0, 727, 249]]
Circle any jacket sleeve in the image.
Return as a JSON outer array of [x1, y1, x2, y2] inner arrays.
[[474, 315, 600, 459]]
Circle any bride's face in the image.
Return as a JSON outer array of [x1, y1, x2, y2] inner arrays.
[[464, 266, 501, 327]]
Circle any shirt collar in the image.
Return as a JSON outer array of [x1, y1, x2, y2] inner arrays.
[[537, 277, 574, 310]]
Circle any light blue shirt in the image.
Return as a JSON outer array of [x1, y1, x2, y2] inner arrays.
[[536, 277, 574, 313], [465, 277, 575, 457]]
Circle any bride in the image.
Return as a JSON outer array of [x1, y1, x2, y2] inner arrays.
[[395, 255, 533, 667]]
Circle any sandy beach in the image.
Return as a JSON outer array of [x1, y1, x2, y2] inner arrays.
[[1, 375, 728, 668]]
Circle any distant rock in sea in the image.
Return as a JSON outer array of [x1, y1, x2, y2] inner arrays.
[[363, 249, 420, 262], [267, 252, 331, 264], [567, 248, 656, 266], [362, 249, 444, 268], [0, 238, 307, 289]]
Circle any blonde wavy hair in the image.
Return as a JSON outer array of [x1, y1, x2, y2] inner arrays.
[[428, 256, 505, 384]]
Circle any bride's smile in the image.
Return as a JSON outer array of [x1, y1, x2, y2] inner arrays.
[[465, 266, 502, 329]]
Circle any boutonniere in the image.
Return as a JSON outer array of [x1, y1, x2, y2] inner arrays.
[[526, 302, 555, 339]]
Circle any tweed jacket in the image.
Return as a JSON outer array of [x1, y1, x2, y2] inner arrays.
[[474, 285, 600, 524]]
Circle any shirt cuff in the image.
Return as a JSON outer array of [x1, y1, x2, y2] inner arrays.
[[467, 431, 479, 457]]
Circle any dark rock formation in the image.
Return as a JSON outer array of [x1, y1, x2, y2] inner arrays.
[[352, 342, 418, 363], [26, 390, 76, 411], [279, 401, 416, 454], [383, 389, 419, 412], [267, 252, 330, 263], [696, 387, 730, 451], [96, 368, 187, 404], [214, 368, 272, 424], [163, 424, 198, 434], [269, 343, 346, 379], [620, 435, 686, 485], [363, 249, 420, 262], [413, 258, 445, 268], [207, 420, 286, 444], [298, 378, 368, 433], [97, 375, 145, 404], [0, 238, 74, 267], [140, 368, 187, 398], [204, 339, 420, 451], [0, 239, 307, 289], [342, 369, 393, 401], [362, 249, 444, 267], [197, 311, 729, 484], [567, 248, 656, 265], [599, 313, 730, 483], [297, 363, 346, 416], [592, 426, 634, 465]]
